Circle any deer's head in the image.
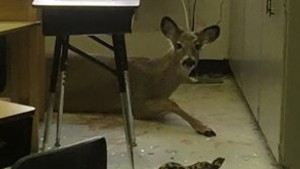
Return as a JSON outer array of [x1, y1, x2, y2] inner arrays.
[[160, 16, 220, 81]]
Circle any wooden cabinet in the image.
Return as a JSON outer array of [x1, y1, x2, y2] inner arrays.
[[0, 0, 45, 151], [0, 100, 34, 168]]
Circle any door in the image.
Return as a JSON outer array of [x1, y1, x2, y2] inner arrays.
[[260, 0, 286, 160], [242, 0, 264, 119]]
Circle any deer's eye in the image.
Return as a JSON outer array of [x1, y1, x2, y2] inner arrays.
[[195, 43, 201, 50], [175, 42, 183, 49]]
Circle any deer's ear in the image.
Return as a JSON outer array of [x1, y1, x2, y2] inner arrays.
[[160, 16, 182, 40], [197, 25, 220, 44]]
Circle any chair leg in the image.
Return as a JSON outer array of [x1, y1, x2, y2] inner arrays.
[[42, 36, 63, 151], [112, 34, 136, 169], [55, 36, 70, 148]]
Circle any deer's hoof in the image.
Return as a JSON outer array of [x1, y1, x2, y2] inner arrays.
[[203, 130, 217, 137], [197, 129, 217, 137]]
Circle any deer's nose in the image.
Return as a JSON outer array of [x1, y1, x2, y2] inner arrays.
[[182, 58, 196, 68]]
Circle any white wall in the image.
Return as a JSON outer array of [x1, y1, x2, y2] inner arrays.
[[45, 0, 230, 59]]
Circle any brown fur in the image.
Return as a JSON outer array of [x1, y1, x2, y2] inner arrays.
[[93, 16, 220, 136]]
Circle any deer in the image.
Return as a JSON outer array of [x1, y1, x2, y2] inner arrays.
[[78, 16, 220, 137]]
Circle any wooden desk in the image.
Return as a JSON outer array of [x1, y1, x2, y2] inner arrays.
[[0, 100, 34, 120], [0, 22, 39, 36], [0, 101, 34, 168], [33, 0, 139, 7], [0, 1, 46, 152]]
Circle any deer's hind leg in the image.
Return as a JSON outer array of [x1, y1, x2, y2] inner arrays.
[[144, 99, 216, 137]]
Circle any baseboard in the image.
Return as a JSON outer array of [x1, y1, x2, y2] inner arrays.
[[194, 59, 232, 76], [189, 59, 232, 83]]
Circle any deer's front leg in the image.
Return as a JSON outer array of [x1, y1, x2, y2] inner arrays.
[[145, 99, 216, 137]]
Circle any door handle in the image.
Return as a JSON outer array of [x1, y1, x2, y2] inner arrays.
[[266, 0, 275, 17]]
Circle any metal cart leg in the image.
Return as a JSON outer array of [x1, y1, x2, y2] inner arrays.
[[42, 36, 63, 151], [55, 36, 69, 148], [112, 34, 136, 169]]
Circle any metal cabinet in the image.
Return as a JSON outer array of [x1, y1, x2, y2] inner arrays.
[[242, 0, 264, 120], [230, 0, 300, 168], [259, 0, 285, 160], [229, 0, 285, 161]]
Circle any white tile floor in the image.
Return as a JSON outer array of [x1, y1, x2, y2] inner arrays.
[[41, 77, 278, 169]]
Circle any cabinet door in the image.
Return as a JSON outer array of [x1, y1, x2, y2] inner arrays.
[[242, 0, 264, 119], [260, 0, 285, 160], [229, 0, 263, 120]]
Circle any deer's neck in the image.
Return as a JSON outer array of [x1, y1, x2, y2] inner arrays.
[[153, 49, 179, 74], [132, 48, 183, 99]]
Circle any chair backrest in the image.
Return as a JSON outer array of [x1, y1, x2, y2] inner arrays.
[[12, 137, 107, 169]]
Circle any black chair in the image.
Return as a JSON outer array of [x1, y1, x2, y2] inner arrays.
[[12, 137, 107, 169]]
